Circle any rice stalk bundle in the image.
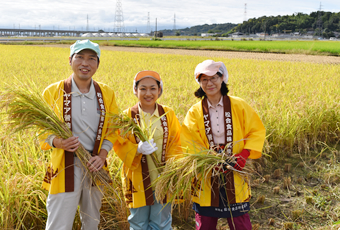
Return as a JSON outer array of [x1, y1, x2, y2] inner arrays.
[[108, 112, 166, 172], [154, 145, 252, 206], [0, 82, 113, 188]]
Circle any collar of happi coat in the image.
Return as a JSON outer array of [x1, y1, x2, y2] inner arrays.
[[202, 95, 233, 156]]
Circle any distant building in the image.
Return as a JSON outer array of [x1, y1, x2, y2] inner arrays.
[[81, 33, 93, 37], [154, 31, 163, 37], [231, 32, 244, 38], [201, 33, 217, 37]]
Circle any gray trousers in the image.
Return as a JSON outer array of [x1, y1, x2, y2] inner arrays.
[[46, 157, 103, 230]]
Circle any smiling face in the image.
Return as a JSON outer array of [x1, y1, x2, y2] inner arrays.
[[199, 73, 223, 98], [69, 49, 99, 82], [136, 77, 161, 110]]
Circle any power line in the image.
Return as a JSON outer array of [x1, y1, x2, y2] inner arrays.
[[173, 14, 176, 31]]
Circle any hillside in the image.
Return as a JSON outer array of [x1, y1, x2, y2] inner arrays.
[[160, 11, 340, 38], [231, 11, 340, 38], [160, 23, 237, 36]]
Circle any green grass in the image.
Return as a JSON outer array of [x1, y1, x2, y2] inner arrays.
[[2, 39, 340, 56], [90, 40, 340, 56]]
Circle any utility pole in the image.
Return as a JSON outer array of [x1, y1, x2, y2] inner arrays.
[[86, 14, 89, 31], [244, 3, 247, 22], [146, 12, 150, 34], [263, 21, 267, 40], [155, 18, 157, 40], [317, 2, 323, 37], [173, 14, 176, 31]]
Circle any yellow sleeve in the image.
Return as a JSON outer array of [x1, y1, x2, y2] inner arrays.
[[103, 86, 120, 147], [113, 108, 143, 170], [39, 82, 63, 151], [164, 107, 182, 160], [180, 103, 209, 154]]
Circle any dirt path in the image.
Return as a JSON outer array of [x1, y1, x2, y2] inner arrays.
[[36, 44, 340, 64]]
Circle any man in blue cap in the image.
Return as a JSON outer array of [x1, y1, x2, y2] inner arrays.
[[40, 39, 119, 229]]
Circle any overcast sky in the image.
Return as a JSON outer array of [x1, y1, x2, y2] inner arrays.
[[1, 0, 339, 32]]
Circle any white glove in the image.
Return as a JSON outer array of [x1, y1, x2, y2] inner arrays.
[[137, 139, 158, 155]]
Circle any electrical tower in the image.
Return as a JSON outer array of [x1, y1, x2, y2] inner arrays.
[[173, 14, 176, 31], [114, 0, 125, 32], [146, 12, 150, 34], [86, 14, 89, 31], [244, 3, 247, 22], [317, 2, 323, 36]]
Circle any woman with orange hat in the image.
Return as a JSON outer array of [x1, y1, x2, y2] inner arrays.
[[181, 60, 266, 230], [113, 70, 182, 230]]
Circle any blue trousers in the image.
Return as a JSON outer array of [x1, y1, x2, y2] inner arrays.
[[128, 201, 172, 230]]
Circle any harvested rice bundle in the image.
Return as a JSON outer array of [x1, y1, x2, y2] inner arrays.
[[154, 145, 251, 206], [109, 112, 166, 171], [0, 82, 112, 186]]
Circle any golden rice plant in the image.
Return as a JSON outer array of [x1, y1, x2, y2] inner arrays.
[[0, 45, 339, 229], [0, 81, 113, 187], [154, 144, 251, 206], [0, 131, 48, 229], [109, 112, 167, 172]]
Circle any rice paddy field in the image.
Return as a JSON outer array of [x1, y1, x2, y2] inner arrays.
[[92, 39, 340, 56], [4, 39, 340, 56], [0, 44, 340, 229]]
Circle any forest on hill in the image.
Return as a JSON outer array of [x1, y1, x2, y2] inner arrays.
[[160, 11, 340, 38], [231, 11, 340, 37], [160, 23, 237, 36]]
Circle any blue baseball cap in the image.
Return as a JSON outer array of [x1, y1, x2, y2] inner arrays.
[[70, 39, 101, 58]]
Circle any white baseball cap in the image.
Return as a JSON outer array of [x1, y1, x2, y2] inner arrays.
[[194, 60, 228, 84]]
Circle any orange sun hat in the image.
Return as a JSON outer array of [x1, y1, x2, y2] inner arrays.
[[133, 70, 163, 97]]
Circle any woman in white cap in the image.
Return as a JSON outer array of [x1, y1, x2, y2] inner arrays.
[[113, 70, 182, 230], [181, 60, 266, 230]]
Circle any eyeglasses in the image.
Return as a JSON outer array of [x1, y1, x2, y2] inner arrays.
[[200, 76, 221, 85]]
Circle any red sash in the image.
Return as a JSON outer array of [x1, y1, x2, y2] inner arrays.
[[63, 76, 106, 192], [202, 95, 236, 206]]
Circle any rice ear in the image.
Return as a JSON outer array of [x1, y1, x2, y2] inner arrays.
[[153, 143, 255, 207], [0, 81, 118, 190]]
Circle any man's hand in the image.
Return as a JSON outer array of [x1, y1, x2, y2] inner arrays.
[[53, 136, 79, 152], [87, 149, 108, 172]]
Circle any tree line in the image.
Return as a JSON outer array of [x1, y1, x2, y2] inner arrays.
[[231, 11, 340, 38], [161, 23, 237, 36]]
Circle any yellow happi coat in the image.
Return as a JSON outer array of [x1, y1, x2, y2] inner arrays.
[[181, 96, 266, 206], [113, 105, 182, 209], [40, 80, 119, 194]]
